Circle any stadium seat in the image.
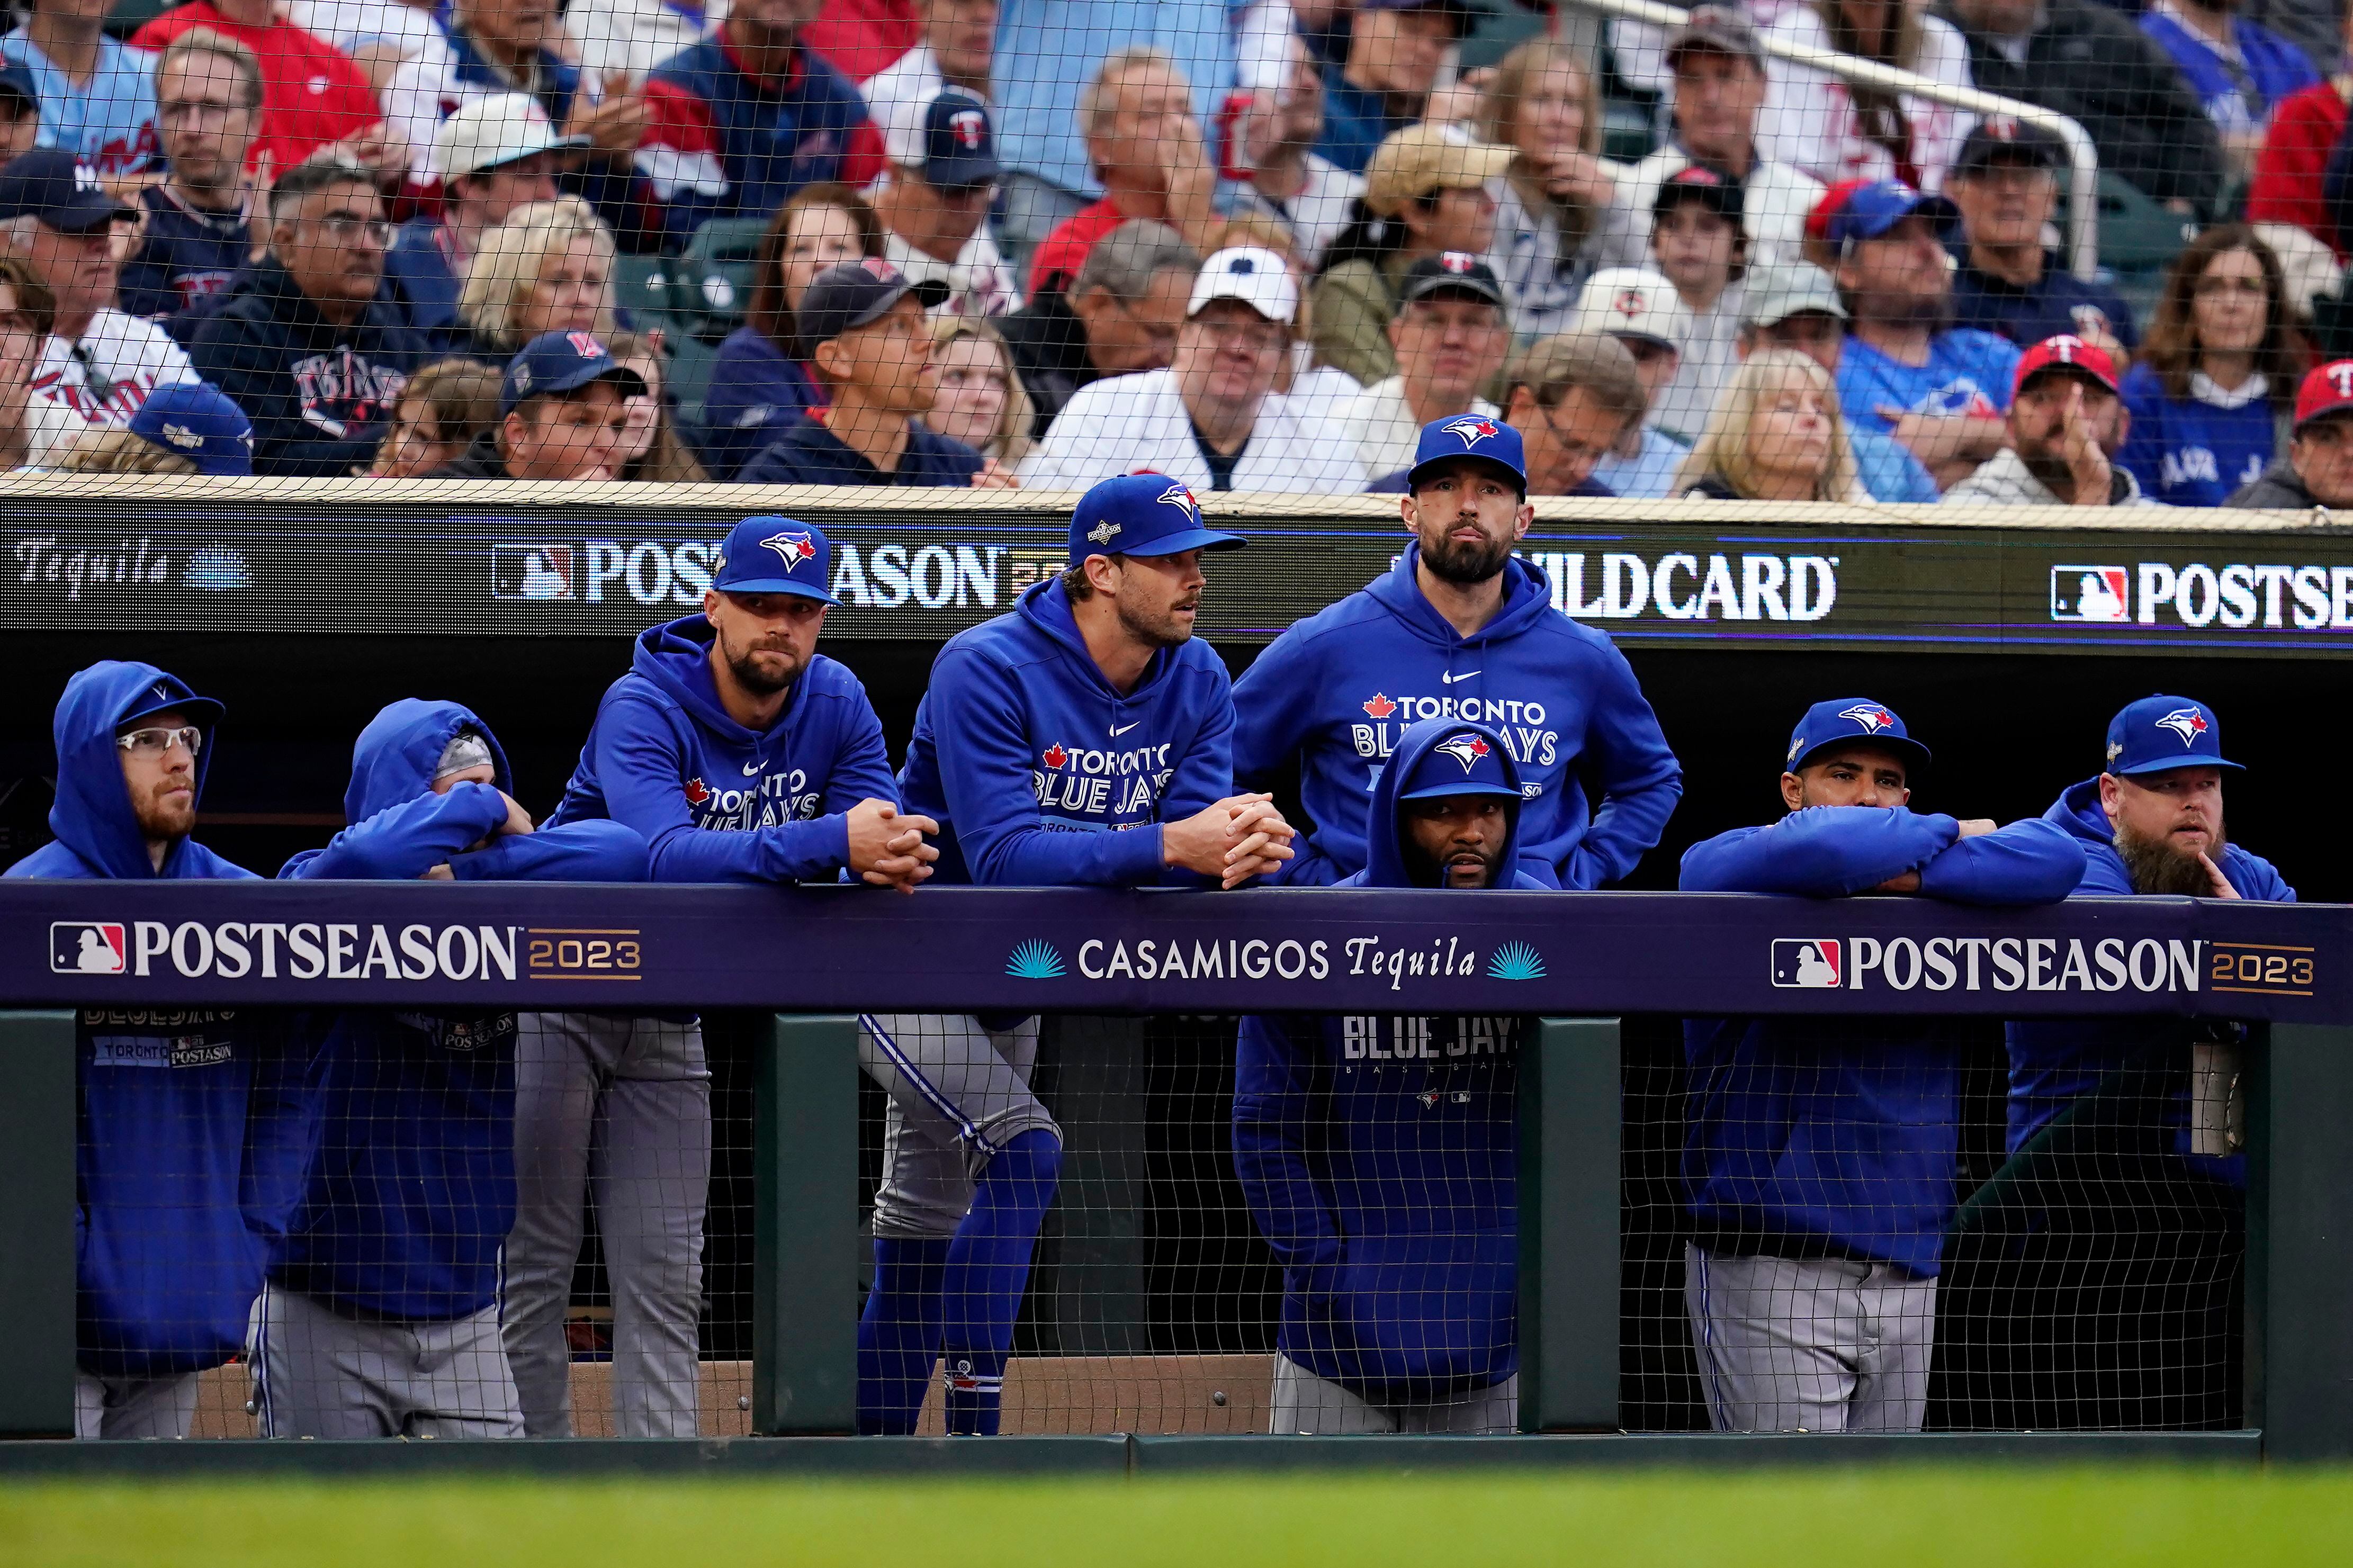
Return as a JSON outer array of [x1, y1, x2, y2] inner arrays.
[[675, 218, 767, 344], [1457, 0, 1549, 73], [614, 255, 676, 330], [664, 331, 721, 431]]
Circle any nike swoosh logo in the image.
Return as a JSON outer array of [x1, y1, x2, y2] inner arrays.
[[742, 761, 762, 776], [1441, 670, 1480, 683], [1110, 723, 1139, 737]]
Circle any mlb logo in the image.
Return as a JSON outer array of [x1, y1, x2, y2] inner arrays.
[[52, 922, 125, 975], [492, 545, 576, 600], [2051, 565, 2129, 623], [1770, 939, 1841, 989]]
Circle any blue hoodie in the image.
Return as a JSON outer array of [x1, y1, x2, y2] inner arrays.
[[1231, 546, 1683, 889], [2004, 776, 2294, 1156], [549, 616, 898, 883], [274, 700, 646, 1321], [1680, 806, 2086, 1277], [897, 577, 1239, 887], [1234, 720, 1548, 1400], [6, 661, 319, 1378]]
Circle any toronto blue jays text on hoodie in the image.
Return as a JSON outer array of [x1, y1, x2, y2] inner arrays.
[[6, 661, 320, 1379], [1235, 720, 1547, 1399], [275, 700, 647, 1321], [897, 576, 1239, 886], [2004, 776, 2293, 1157], [1680, 806, 2086, 1277], [549, 615, 898, 882], [1231, 545, 1682, 888]]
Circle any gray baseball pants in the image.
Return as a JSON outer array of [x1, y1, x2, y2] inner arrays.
[[856, 1013, 1058, 1239], [1269, 1356, 1520, 1435], [75, 1370, 200, 1439], [253, 1284, 522, 1438], [1684, 1243, 1936, 1434]]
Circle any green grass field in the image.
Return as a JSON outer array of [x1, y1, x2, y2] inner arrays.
[[4, 1470, 2351, 1568]]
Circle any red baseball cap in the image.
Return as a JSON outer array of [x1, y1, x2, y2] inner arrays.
[[2294, 359, 2353, 431], [2014, 335, 2118, 398]]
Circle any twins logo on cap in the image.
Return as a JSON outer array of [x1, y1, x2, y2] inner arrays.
[[1614, 289, 1647, 319], [2328, 364, 2353, 400], [1433, 734, 1492, 773], [1443, 417, 1500, 446], [760, 530, 816, 569], [861, 256, 902, 283], [1438, 251, 1479, 274], [949, 107, 987, 148], [2157, 706, 2210, 747], [565, 331, 603, 357], [1839, 702, 1896, 733]]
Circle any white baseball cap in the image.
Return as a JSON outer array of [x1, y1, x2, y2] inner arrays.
[[1571, 266, 1693, 354], [1188, 246, 1299, 325], [435, 93, 587, 182]]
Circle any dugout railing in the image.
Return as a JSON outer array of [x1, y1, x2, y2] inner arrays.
[[0, 881, 2348, 1468]]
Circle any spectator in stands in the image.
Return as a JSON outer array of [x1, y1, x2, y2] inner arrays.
[[0, 255, 75, 466], [1022, 245, 1364, 493], [1497, 330, 1646, 498], [1228, 33, 1363, 273], [1738, 263, 1942, 504], [2118, 226, 2300, 506], [1568, 266, 1696, 494], [1946, 119, 2141, 363], [426, 328, 644, 479], [863, 0, 995, 172], [637, 0, 885, 248], [570, 0, 727, 85], [604, 328, 710, 480], [1334, 251, 1510, 481], [119, 33, 263, 325], [184, 157, 430, 475], [2226, 355, 2353, 504], [1940, 0, 2227, 215], [804, 0, 919, 81], [1818, 179, 2018, 490], [369, 355, 502, 476], [0, 150, 199, 453], [1474, 37, 1621, 344], [702, 183, 881, 477], [3, 0, 163, 186], [0, 65, 38, 163], [385, 96, 574, 348], [1762, 0, 1973, 194], [871, 91, 1017, 318], [1312, 124, 1513, 387], [1647, 166, 1748, 443], [1317, 0, 1470, 176], [927, 314, 1034, 467], [1604, 8, 1825, 278], [132, 0, 397, 182], [2248, 5, 2353, 258], [998, 218, 1197, 439], [1675, 348, 1865, 502], [2141, 0, 2320, 181], [737, 256, 1007, 484], [1946, 334, 2150, 505], [1026, 48, 1220, 297], [284, 0, 455, 97], [454, 197, 618, 365]]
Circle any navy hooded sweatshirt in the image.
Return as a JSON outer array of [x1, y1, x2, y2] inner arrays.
[[1680, 806, 2086, 1277], [6, 661, 321, 1379], [2004, 776, 2294, 1156], [548, 615, 899, 882], [1234, 720, 1549, 1400], [1231, 546, 1682, 889], [273, 700, 646, 1321], [898, 576, 1239, 887]]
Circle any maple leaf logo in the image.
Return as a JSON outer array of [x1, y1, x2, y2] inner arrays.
[[1362, 693, 1397, 719], [684, 777, 710, 806], [1041, 745, 1068, 769]]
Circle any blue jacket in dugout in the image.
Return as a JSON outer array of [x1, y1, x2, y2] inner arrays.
[[6, 661, 323, 1380], [1234, 719, 1548, 1402], [273, 700, 647, 1321]]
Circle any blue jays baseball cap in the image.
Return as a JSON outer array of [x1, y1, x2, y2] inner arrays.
[[711, 515, 840, 603], [2104, 695, 2242, 777], [0, 147, 133, 232], [1067, 473, 1246, 566], [1396, 721, 1521, 801], [1814, 179, 1956, 249], [127, 381, 254, 476], [1785, 697, 1932, 775], [500, 330, 648, 416], [1405, 414, 1527, 496], [919, 90, 999, 191]]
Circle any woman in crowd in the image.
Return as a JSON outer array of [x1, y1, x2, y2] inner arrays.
[[1310, 123, 1515, 386], [705, 184, 886, 480], [1477, 38, 1623, 343], [1674, 349, 1865, 502], [1762, 0, 1972, 193], [603, 329, 711, 483], [455, 198, 621, 366], [926, 318, 1035, 472], [0, 257, 71, 470], [2117, 226, 2304, 508], [370, 359, 505, 479]]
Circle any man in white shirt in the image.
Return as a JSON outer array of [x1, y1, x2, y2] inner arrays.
[[872, 91, 1019, 318], [1569, 265, 1695, 498], [1021, 245, 1364, 494], [0, 149, 194, 461], [863, 0, 994, 167], [1225, 33, 1363, 271], [1334, 251, 1508, 481]]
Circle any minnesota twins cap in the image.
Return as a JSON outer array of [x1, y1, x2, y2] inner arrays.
[[0, 147, 133, 232], [1666, 4, 1764, 66], [1955, 115, 2064, 174], [2293, 359, 2353, 431], [711, 515, 840, 602], [1067, 473, 1245, 566], [127, 381, 254, 476], [2015, 334, 2119, 397], [918, 90, 999, 190], [795, 256, 951, 353], [500, 331, 647, 415], [1397, 722, 1522, 801], [1812, 179, 1956, 248], [1570, 266, 1692, 353], [1405, 413, 1526, 495], [1653, 162, 1744, 224], [1785, 697, 1932, 775], [1188, 246, 1299, 323], [1397, 251, 1507, 311], [2104, 695, 2242, 776]]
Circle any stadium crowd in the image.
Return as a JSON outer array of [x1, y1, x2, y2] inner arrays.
[[0, 0, 2350, 501]]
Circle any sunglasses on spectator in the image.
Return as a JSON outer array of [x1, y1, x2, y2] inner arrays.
[[116, 726, 203, 758]]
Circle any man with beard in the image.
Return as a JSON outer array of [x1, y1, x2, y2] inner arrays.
[[1944, 335, 2154, 506], [878, 474, 1295, 1435], [1234, 414, 1682, 887], [529, 515, 926, 1436], [1817, 179, 2019, 490]]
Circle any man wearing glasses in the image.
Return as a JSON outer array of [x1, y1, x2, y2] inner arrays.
[[870, 91, 1018, 321], [1018, 245, 1367, 493], [184, 155, 430, 475], [119, 32, 264, 321]]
